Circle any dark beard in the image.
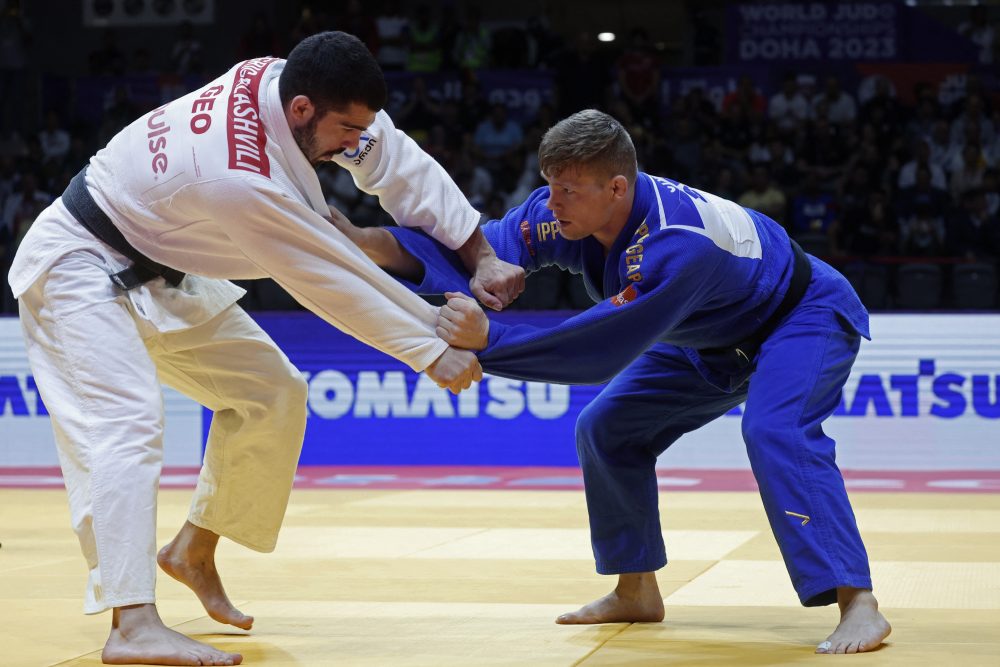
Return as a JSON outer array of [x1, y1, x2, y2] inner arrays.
[[292, 116, 345, 167]]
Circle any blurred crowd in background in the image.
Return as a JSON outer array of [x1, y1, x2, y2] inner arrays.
[[1, 0, 999, 313]]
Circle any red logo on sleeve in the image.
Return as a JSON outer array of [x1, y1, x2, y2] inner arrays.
[[609, 284, 638, 307], [520, 220, 535, 257]]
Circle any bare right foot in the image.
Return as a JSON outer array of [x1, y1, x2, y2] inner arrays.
[[102, 603, 242, 666], [158, 522, 253, 630], [556, 572, 665, 624]]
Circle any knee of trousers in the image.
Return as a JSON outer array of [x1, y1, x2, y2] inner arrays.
[[270, 368, 309, 420], [575, 396, 631, 460]]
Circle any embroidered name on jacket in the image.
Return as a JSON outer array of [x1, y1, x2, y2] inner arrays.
[[227, 57, 276, 176]]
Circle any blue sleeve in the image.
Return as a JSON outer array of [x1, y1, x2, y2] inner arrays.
[[479, 231, 724, 385], [387, 186, 586, 295]]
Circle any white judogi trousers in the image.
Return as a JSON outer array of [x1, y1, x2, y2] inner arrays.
[[17, 211, 308, 613]]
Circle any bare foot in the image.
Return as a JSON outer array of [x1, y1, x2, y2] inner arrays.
[[102, 603, 242, 666], [816, 587, 891, 654], [556, 572, 665, 624], [158, 521, 254, 631]]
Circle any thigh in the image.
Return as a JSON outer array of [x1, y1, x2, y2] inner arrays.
[[584, 343, 746, 456], [744, 306, 859, 436], [147, 305, 300, 411]]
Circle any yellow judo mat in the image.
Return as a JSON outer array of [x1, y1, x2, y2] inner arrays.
[[2, 487, 999, 666]]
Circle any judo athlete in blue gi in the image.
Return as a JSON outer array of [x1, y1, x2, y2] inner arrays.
[[332, 110, 891, 654]]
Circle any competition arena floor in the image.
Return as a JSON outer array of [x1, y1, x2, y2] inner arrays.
[[3, 466, 999, 666]]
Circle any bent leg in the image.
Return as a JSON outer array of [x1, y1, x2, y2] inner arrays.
[[562, 345, 744, 624], [147, 305, 307, 626], [577, 344, 745, 575], [148, 305, 308, 551]]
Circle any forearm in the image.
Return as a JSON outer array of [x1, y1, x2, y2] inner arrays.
[[326, 205, 424, 281], [455, 224, 495, 275]]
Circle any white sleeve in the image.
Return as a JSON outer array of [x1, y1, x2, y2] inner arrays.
[[332, 110, 480, 250], [207, 179, 448, 372]]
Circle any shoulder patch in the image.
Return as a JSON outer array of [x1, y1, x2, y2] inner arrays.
[[520, 219, 535, 257], [609, 283, 638, 307]]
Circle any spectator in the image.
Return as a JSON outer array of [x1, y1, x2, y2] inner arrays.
[[240, 12, 281, 59], [767, 72, 809, 132], [473, 103, 524, 162], [333, 1, 378, 52], [957, 5, 996, 65], [738, 165, 787, 227], [722, 74, 766, 117], [896, 164, 952, 222], [38, 110, 70, 165], [983, 169, 999, 218], [405, 4, 442, 73], [899, 202, 947, 257], [89, 29, 126, 76], [949, 188, 1000, 261], [790, 171, 837, 236], [554, 32, 610, 117], [898, 138, 948, 191], [452, 6, 491, 72], [927, 119, 953, 170], [905, 96, 941, 145], [839, 189, 898, 257], [950, 93, 995, 148], [812, 75, 857, 126], [170, 21, 204, 76], [0, 0, 30, 134], [456, 80, 489, 134], [615, 28, 661, 128], [949, 143, 987, 199], [396, 76, 442, 143], [375, 0, 409, 70]]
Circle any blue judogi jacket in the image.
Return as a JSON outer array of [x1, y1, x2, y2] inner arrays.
[[390, 173, 869, 390]]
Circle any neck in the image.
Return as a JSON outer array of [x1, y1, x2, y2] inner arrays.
[[593, 189, 636, 251]]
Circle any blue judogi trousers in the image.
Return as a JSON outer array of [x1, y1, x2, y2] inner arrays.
[[576, 304, 873, 606]]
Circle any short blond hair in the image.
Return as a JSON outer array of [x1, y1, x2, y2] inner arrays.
[[538, 109, 637, 184]]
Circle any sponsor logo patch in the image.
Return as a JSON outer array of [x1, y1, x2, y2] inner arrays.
[[609, 284, 638, 307], [520, 220, 535, 256]]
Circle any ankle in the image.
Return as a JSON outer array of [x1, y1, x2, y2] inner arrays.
[[615, 572, 658, 599], [837, 587, 877, 612], [113, 603, 163, 635]]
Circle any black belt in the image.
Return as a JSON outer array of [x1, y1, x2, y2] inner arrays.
[[699, 239, 812, 374], [62, 166, 185, 290]]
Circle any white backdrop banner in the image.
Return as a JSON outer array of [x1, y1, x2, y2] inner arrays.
[[1, 314, 997, 471]]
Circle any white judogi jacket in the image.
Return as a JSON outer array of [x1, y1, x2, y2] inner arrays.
[[10, 57, 478, 371]]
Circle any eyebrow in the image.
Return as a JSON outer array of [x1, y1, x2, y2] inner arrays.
[[343, 122, 370, 132]]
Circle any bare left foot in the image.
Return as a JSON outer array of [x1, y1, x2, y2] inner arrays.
[[816, 587, 891, 654], [157, 521, 253, 631]]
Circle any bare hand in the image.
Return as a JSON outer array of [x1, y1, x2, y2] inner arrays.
[[470, 255, 525, 311], [326, 205, 362, 243], [424, 346, 483, 393], [437, 292, 489, 350]]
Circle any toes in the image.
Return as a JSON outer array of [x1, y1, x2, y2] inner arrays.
[[815, 640, 832, 654]]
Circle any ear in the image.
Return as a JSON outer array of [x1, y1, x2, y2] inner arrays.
[[610, 175, 630, 201], [287, 95, 316, 127]]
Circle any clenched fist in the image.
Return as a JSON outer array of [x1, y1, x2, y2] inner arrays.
[[424, 346, 483, 393], [437, 292, 489, 351]]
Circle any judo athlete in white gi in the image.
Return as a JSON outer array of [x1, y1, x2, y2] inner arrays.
[[8, 32, 524, 666], [332, 110, 892, 655]]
